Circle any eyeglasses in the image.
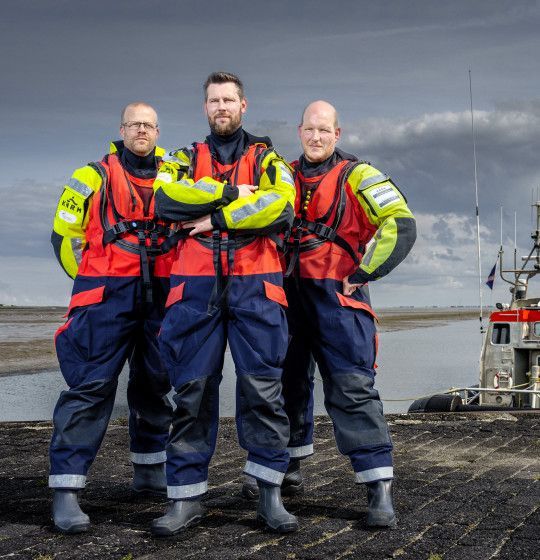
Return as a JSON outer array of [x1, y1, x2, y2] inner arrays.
[[122, 121, 158, 131]]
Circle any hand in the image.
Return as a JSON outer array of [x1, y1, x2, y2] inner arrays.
[[182, 214, 213, 236], [343, 275, 363, 296], [237, 184, 258, 198]]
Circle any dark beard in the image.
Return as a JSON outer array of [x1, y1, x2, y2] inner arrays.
[[208, 113, 242, 136]]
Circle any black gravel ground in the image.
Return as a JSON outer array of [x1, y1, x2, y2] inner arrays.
[[0, 413, 538, 560]]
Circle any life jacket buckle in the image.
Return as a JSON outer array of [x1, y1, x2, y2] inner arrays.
[[112, 222, 129, 235], [310, 222, 336, 241]]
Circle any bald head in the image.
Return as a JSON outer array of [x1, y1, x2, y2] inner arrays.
[[298, 100, 341, 163], [300, 100, 339, 128], [120, 101, 158, 126]]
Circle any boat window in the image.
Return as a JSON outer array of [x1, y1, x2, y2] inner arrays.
[[492, 323, 510, 344], [534, 323, 540, 336]]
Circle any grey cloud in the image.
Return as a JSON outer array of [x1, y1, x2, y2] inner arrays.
[[432, 250, 462, 262], [6, 0, 536, 31], [432, 219, 457, 245], [340, 107, 540, 249], [0, 180, 60, 257], [252, 121, 299, 161], [2, 0, 540, 306], [254, 106, 540, 254]]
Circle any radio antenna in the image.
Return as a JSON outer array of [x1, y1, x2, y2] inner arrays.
[[469, 69, 484, 334]]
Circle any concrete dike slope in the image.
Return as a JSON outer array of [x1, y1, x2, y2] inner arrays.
[[0, 413, 538, 560]]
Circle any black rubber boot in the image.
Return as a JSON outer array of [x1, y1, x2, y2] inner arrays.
[[281, 459, 304, 496], [151, 500, 205, 536], [132, 463, 167, 495], [366, 480, 397, 528], [241, 474, 259, 500], [242, 459, 305, 500], [52, 490, 90, 534], [256, 481, 298, 533]]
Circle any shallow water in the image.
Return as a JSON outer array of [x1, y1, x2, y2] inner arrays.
[[0, 323, 57, 342], [0, 320, 481, 420]]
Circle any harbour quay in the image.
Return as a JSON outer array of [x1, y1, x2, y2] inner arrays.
[[0, 413, 538, 559]]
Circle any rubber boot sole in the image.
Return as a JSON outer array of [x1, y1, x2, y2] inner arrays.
[[256, 514, 298, 534], [54, 520, 90, 534], [151, 513, 203, 537], [366, 513, 397, 529]]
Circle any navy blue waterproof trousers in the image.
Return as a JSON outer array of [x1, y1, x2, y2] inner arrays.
[[159, 272, 290, 499], [282, 277, 393, 483], [49, 276, 173, 489]]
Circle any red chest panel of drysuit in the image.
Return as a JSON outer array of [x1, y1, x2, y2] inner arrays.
[[170, 143, 283, 277], [291, 161, 377, 281], [78, 154, 173, 278]]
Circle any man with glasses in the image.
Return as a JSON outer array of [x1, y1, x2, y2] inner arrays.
[[49, 102, 174, 533]]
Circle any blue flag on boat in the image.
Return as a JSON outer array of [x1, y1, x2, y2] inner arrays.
[[486, 261, 497, 290]]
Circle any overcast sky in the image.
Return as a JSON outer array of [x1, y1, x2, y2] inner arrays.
[[2, 0, 540, 308]]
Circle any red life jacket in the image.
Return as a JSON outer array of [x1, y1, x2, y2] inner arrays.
[[171, 142, 283, 278], [193, 141, 264, 187], [78, 153, 174, 282], [286, 159, 377, 281]]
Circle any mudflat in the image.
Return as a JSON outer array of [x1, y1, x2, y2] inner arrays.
[[0, 306, 480, 377], [0, 307, 64, 376]]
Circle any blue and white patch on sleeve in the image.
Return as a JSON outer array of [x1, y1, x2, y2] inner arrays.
[[368, 184, 401, 209]]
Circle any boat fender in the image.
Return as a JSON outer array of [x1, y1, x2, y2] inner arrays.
[[408, 394, 463, 413]]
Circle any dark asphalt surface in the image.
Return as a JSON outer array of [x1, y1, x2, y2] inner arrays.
[[0, 413, 538, 559]]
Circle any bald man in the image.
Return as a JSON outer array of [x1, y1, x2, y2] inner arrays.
[[49, 102, 175, 533], [246, 100, 416, 527]]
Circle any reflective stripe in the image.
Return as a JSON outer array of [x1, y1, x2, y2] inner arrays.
[[244, 460, 285, 485], [67, 178, 93, 198], [156, 171, 173, 183], [176, 179, 193, 187], [360, 242, 376, 268], [286, 444, 314, 458], [354, 466, 393, 484], [130, 451, 166, 464], [70, 238, 84, 265], [49, 474, 87, 489], [230, 192, 280, 223], [167, 481, 207, 499], [191, 179, 217, 194], [361, 228, 382, 268], [358, 174, 388, 191], [379, 196, 400, 208], [277, 162, 294, 187]]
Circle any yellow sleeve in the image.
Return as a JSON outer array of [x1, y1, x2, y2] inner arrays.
[[51, 164, 104, 278], [347, 163, 416, 283], [211, 149, 295, 234], [153, 148, 241, 221]]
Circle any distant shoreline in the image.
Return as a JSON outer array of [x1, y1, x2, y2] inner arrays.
[[0, 307, 482, 377]]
